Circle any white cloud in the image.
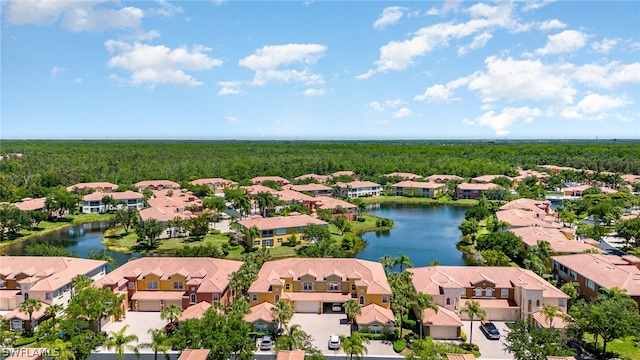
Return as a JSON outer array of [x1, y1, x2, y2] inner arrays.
[[50, 66, 66, 78], [226, 116, 238, 125], [218, 81, 246, 95], [560, 93, 632, 120], [467, 56, 576, 104], [572, 61, 640, 89], [394, 107, 413, 118], [522, 0, 556, 11], [414, 84, 454, 102], [591, 38, 618, 53], [360, 2, 518, 77], [148, 0, 184, 17], [538, 19, 566, 31], [377, 119, 389, 125], [367, 101, 385, 112], [239, 44, 326, 86], [105, 40, 223, 88], [466, 106, 542, 135], [74, 78, 83, 84], [535, 30, 588, 55], [373, 6, 406, 29], [302, 88, 327, 96], [427, 0, 462, 16], [458, 32, 492, 56], [385, 99, 403, 108]]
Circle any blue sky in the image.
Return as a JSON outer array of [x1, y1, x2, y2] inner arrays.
[[1, 0, 639, 140]]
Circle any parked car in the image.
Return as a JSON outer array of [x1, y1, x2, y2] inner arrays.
[[260, 335, 274, 350], [332, 303, 342, 312], [164, 321, 177, 334], [328, 334, 341, 350], [480, 321, 500, 340]]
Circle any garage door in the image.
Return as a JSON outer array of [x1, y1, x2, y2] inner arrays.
[[429, 326, 459, 340], [137, 300, 161, 312], [295, 301, 318, 313], [166, 299, 182, 309], [485, 307, 518, 321]]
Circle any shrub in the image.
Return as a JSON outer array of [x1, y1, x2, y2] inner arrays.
[[358, 332, 395, 341], [357, 217, 365, 222], [461, 343, 479, 352], [14, 336, 37, 346], [460, 329, 467, 342], [393, 340, 406, 353]]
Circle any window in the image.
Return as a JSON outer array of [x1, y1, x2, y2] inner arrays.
[[11, 319, 22, 331], [329, 282, 340, 291], [148, 281, 158, 290], [275, 295, 280, 302], [276, 228, 286, 235], [446, 298, 451, 305], [262, 230, 274, 238], [474, 288, 482, 297], [559, 299, 565, 307], [166, 230, 171, 236], [370, 324, 382, 334], [45, 293, 51, 300], [190, 294, 196, 304], [570, 270, 578, 281], [129, 282, 135, 290], [251, 294, 258, 302], [535, 300, 540, 308], [382, 295, 389, 304], [173, 282, 183, 290], [285, 283, 290, 290], [296, 227, 304, 233], [485, 289, 493, 298], [359, 296, 365, 305], [262, 239, 274, 247], [351, 284, 356, 291], [254, 240, 260, 246], [501, 289, 509, 298], [212, 294, 219, 302], [303, 282, 313, 291], [586, 279, 595, 290], [277, 238, 283, 244]]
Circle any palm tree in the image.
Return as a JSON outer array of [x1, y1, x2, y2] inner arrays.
[[44, 303, 64, 325], [46, 339, 76, 360], [255, 247, 273, 267], [379, 254, 394, 273], [71, 274, 92, 298], [276, 324, 310, 351], [141, 329, 170, 360], [19, 298, 42, 336], [411, 291, 438, 338], [344, 300, 361, 334], [104, 325, 140, 360], [270, 300, 294, 333], [160, 304, 182, 324], [461, 299, 486, 345], [248, 225, 261, 246], [393, 253, 413, 271], [255, 192, 279, 217], [541, 303, 562, 328], [340, 332, 370, 360]]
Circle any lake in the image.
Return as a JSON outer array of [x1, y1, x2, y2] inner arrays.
[[356, 204, 469, 267], [1, 204, 469, 267]]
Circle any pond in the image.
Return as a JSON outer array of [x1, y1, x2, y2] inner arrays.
[[356, 204, 469, 267]]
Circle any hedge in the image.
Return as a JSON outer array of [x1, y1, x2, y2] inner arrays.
[[393, 340, 406, 353]]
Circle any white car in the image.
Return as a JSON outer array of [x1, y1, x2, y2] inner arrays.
[[260, 335, 274, 350], [332, 303, 342, 312], [328, 334, 341, 350]]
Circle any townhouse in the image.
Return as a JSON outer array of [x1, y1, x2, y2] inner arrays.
[[455, 183, 499, 200], [94, 257, 242, 312], [12, 198, 47, 212], [384, 172, 422, 180], [305, 197, 358, 221], [333, 181, 382, 198], [188, 178, 237, 190], [250, 176, 291, 187], [237, 214, 328, 248], [247, 258, 394, 333], [1, 257, 108, 331], [551, 253, 640, 308], [133, 180, 180, 192], [391, 181, 446, 198], [332, 171, 355, 178], [495, 208, 562, 229], [499, 198, 551, 215], [563, 185, 617, 197], [294, 174, 330, 183], [471, 175, 506, 184], [290, 183, 333, 197], [426, 175, 463, 184], [510, 227, 598, 256], [81, 190, 143, 214], [408, 266, 568, 339], [66, 182, 118, 193]]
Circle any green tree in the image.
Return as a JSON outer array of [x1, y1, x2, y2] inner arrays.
[[44, 303, 64, 325], [65, 286, 124, 332], [27, 210, 48, 228], [394, 253, 413, 271], [379, 254, 395, 273], [504, 318, 575, 360], [141, 329, 170, 360], [616, 217, 640, 248], [559, 282, 580, 310], [541, 303, 563, 328], [333, 215, 348, 235], [479, 249, 511, 266], [476, 231, 521, 260], [0, 204, 31, 240], [275, 324, 318, 353], [404, 337, 438, 360], [255, 191, 280, 217], [101, 195, 117, 212], [340, 332, 370, 360], [160, 304, 182, 324], [461, 300, 485, 345], [111, 207, 138, 234], [186, 214, 210, 240], [104, 325, 140, 360], [134, 218, 166, 250], [45, 339, 76, 360], [344, 300, 361, 334], [458, 218, 480, 242], [270, 300, 294, 332], [71, 274, 92, 298], [19, 298, 42, 336]]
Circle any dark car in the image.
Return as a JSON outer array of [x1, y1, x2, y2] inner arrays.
[[480, 321, 501, 340], [566, 341, 582, 354]]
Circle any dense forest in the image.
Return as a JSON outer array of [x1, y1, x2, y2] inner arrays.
[[1, 140, 639, 202]]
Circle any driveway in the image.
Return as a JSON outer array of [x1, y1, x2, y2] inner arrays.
[[97, 312, 174, 354], [462, 321, 513, 359]]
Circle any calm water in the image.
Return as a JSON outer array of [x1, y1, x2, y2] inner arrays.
[[1, 222, 141, 266], [356, 204, 469, 267], [2, 205, 469, 267]]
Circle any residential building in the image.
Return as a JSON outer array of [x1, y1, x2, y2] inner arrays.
[[12, 198, 47, 212], [178, 349, 211, 360], [274, 189, 315, 205], [248, 258, 392, 315], [391, 181, 446, 198], [455, 183, 499, 200], [94, 257, 243, 312], [81, 190, 143, 214], [133, 180, 180, 192], [290, 184, 333, 197], [563, 185, 617, 196], [277, 351, 305, 360], [66, 182, 118, 193], [511, 227, 598, 255], [499, 198, 551, 215], [495, 209, 561, 229], [384, 172, 422, 180], [245, 301, 277, 332], [294, 174, 330, 183], [250, 176, 291, 187], [408, 266, 569, 339], [241, 185, 279, 197], [237, 214, 328, 248], [189, 178, 237, 190], [471, 175, 506, 183], [331, 171, 355, 178], [178, 301, 212, 321], [426, 175, 463, 184], [151, 189, 203, 212], [333, 181, 382, 198], [621, 174, 640, 184], [305, 197, 358, 221], [551, 253, 640, 308], [512, 169, 550, 186], [1, 257, 108, 331], [356, 303, 395, 334]]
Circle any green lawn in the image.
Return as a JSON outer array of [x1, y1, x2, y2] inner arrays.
[[360, 195, 477, 206], [584, 334, 640, 360]]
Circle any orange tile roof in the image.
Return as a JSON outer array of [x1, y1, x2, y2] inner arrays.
[[551, 254, 640, 296], [238, 214, 327, 231], [471, 175, 505, 183], [511, 227, 598, 254], [276, 189, 315, 202], [446, 354, 476, 360], [189, 178, 237, 187], [332, 171, 355, 177], [134, 180, 180, 188], [179, 302, 212, 321], [3, 302, 49, 321], [533, 310, 569, 329], [139, 206, 194, 222], [426, 175, 463, 182], [245, 302, 276, 323], [392, 181, 446, 189], [241, 185, 279, 196], [178, 349, 211, 360], [473, 298, 519, 309], [457, 182, 499, 191], [356, 303, 394, 325], [0, 257, 106, 292], [621, 174, 640, 183], [277, 351, 306, 360], [251, 176, 291, 184], [290, 184, 332, 192], [422, 306, 462, 326], [335, 181, 381, 189], [384, 172, 422, 180], [496, 209, 561, 229], [66, 182, 118, 192], [499, 198, 550, 214], [95, 257, 242, 294], [12, 197, 47, 211], [311, 197, 357, 211], [83, 190, 143, 201], [294, 174, 331, 183]]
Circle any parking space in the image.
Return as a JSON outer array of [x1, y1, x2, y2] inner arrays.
[[290, 313, 350, 354], [97, 312, 171, 353], [462, 321, 513, 359]]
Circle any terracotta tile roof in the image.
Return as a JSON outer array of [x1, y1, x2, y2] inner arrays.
[[134, 180, 180, 189], [471, 175, 505, 183], [311, 197, 357, 211], [0, 257, 106, 292], [392, 181, 446, 190], [249, 258, 391, 295], [290, 184, 332, 192], [408, 266, 568, 300], [277, 351, 306, 360], [294, 174, 331, 183], [251, 176, 291, 184], [496, 209, 561, 229], [83, 190, 143, 202], [189, 178, 237, 187], [3, 302, 49, 321], [179, 302, 212, 321], [533, 310, 569, 329], [422, 305, 463, 326], [551, 254, 640, 296], [178, 349, 211, 360], [384, 172, 422, 180], [241, 185, 279, 196], [332, 171, 355, 177], [139, 206, 194, 222], [473, 298, 518, 309], [12, 197, 47, 211], [446, 354, 476, 360], [238, 214, 327, 231], [426, 175, 463, 183], [245, 302, 276, 323], [276, 189, 315, 202], [621, 174, 640, 183], [499, 198, 550, 214], [457, 183, 499, 191], [511, 227, 598, 254], [356, 303, 394, 325], [66, 182, 118, 192], [95, 258, 242, 294], [335, 181, 381, 189]]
